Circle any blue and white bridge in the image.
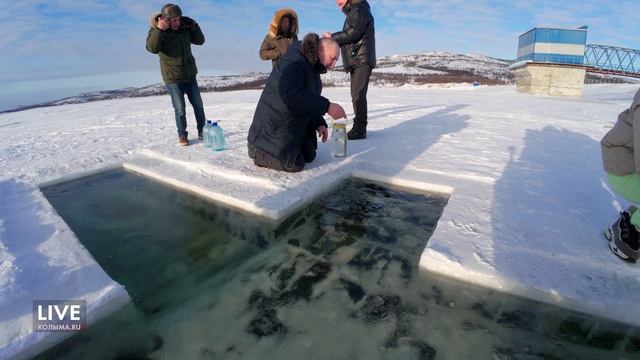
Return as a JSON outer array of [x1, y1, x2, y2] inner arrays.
[[583, 44, 640, 78]]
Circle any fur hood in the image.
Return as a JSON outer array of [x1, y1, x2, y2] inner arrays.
[[149, 12, 162, 27], [268, 8, 298, 38], [301, 33, 328, 75]]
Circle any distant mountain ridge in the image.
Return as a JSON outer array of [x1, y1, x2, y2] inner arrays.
[[2, 51, 632, 114], [0, 73, 270, 114], [324, 52, 516, 87]]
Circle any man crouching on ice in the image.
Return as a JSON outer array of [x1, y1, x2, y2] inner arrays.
[[248, 33, 346, 172]]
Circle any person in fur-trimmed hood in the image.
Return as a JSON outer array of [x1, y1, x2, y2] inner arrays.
[[146, 3, 207, 146], [259, 9, 299, 66], [248, 33, 346, 172]]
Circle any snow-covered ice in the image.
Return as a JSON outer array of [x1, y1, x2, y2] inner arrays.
[[1, 84, 639, 358], [0, 180, 129, 360]]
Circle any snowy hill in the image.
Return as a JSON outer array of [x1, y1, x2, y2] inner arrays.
[[3, 52, 516, 114], [1, 73, 269, 114], [323, 52, 516, 87], [4, 51, 637, 115]]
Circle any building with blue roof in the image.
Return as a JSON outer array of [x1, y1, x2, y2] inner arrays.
[[517, 28, 588, 65], [510, 27, 588, 96]]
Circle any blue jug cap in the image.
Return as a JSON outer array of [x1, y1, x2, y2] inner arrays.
[[212, 122, 218, 126]]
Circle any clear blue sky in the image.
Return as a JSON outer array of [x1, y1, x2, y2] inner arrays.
[[1, 0, 638, 110]]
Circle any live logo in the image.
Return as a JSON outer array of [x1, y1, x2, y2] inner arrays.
[[37, 304, 82, 321], [33, 300, 86, 332]]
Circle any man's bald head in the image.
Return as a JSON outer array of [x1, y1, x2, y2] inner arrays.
[[318, 38, 340, 69]]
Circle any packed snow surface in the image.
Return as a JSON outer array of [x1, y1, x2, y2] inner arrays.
[[1, 84, 639, 358]]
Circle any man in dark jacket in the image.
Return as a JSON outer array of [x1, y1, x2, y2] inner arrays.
[[324, 0, 375, 140], [248, 33, 346, 172], [146, 4, 206, 146]]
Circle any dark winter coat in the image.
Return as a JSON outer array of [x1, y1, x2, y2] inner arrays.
[[248, 36, 330, 169], [601, 89, 640, 176], [331, 0, 376, 72], [259, 9, 299, 66], [146, 13, 205, 84]]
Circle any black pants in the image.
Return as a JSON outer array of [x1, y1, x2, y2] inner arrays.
[[350, 65, 373, 130], [248, 124, 317, 172]]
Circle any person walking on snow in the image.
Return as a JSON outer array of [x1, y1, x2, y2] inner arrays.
[[601, 88, 640, 262], [259, 9, 299, 67], [146, 3, 206, 146], [323, 0, 375, 140]]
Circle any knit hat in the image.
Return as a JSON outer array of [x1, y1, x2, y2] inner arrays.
[[161, 4, 182, 18]]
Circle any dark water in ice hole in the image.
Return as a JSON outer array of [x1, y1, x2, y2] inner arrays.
[[38, 169, 640, 360]]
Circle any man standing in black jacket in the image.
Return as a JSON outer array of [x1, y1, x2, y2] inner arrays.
[[248, 33, 346, 172], [324, 0, 375, 140]]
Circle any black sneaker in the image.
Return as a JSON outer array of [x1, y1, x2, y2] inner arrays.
[[198, 131, 204, 141], [604, 209, 640, 262], [347, 128, 367, 140], [620, 211, 640, 250]]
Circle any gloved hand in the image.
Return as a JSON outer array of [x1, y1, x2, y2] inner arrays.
[[181, 17, 200, 32]]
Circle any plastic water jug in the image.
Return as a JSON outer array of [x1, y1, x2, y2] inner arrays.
[[204, 120, 213, 147], [330, 120, 347, 157], [211, 122, 225, 151]]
